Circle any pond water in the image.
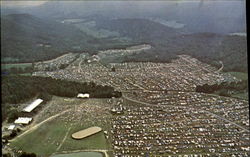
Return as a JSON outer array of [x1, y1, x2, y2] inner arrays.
[[51, 151, 103, 157]]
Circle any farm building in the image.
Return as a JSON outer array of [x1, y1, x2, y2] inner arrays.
[[23, 98, 43, 113], [14, 117, 32, 125], [77, 93, 90, 98], [72, 126, 102, 139]]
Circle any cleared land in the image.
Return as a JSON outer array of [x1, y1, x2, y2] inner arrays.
[[10, 97, 115, 156], [225, 72, 248, 81], [51, 151, 103, 157], [1, 63, 32, 70]]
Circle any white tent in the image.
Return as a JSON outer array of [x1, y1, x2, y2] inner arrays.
[[77, 93, 90, 98], [23, 99, 43, 112]]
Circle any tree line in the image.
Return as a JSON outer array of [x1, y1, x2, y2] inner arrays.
[[2, 75, 122, 121]]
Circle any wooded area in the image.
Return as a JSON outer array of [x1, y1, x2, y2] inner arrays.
[[1, 75, 122, 121]]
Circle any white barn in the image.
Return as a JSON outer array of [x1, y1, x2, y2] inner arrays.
[[23, 99, 43, 113]]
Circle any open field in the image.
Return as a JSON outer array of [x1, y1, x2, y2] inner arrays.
[[1, 63, 32, 70], [232, 92, 249, 100], [221, 72, 248, 100], [72, 127, 102, 139], [9, 96, 115, 156], [225, 72, 248, 81], [51, 151, 103, 157], [10, 120, 68, 156]]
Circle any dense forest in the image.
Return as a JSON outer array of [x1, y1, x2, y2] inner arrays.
[[2, 75, 122, 121]]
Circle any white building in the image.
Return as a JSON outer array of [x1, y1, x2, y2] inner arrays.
[[14, 117, 32, 125], [23, 98, 43, 113], [77, 93, 90, 98]]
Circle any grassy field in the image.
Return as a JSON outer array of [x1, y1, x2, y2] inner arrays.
[[225, 72, 248, 81], [1, 63, 32, 70], [10, 120, 68, 156], [9, 97, 114, 156], [232, 92, 249, 100], [222, 72, 248, 100], [59, 124, 108, 151], [51, 152, 103, 157], [19, 73, 32, 76]]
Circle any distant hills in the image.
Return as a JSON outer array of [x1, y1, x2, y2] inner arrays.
[[1, 14, 92, 62], [1, 14, 134, 63], [1, 13, 248, 72], [2, 1, 245, 34], [95, 18, 247, 72]]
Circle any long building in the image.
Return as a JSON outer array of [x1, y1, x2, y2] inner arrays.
[[23, 98, 43, 113]]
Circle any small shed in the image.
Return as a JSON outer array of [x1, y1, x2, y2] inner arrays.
[[77, 93, 90, 98]]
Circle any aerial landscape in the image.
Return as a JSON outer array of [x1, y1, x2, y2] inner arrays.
[[1, 0, 249, 157]]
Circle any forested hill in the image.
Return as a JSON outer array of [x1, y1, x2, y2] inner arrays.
[[1, 14, 91, 62], [96, 18, 179, 42], [1, 14, 134, 63], [1, 14, 247, 72], [95, 18, 247, 72]]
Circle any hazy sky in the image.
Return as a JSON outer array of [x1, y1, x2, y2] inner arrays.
[[1, 1, 47, 7]]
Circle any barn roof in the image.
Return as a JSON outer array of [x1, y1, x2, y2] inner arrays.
[[23, 98, 43, 112]]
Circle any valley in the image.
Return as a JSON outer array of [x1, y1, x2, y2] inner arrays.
[[1, 1, 248, 157]]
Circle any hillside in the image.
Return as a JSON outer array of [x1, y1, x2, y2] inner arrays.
[[95, 18, 247, 72], [95, 18, 180, 42], [1, 14, 247, 72], [1, 14, 134, 63]]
